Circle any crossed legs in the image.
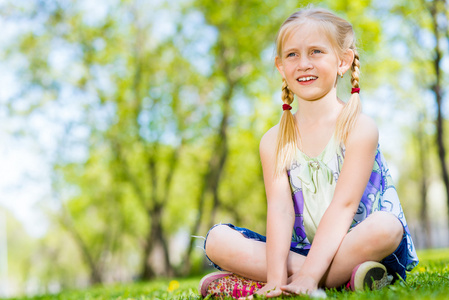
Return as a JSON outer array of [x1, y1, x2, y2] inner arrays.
[[205, 211, 403, 288]]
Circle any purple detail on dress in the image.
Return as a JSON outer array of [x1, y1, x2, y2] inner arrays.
[[369, 169, 381, 188], [291, 190, 310, 249], [357, 151, 383, 220]]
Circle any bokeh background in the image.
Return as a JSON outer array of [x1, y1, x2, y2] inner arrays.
[[0, 0, 448, 297]]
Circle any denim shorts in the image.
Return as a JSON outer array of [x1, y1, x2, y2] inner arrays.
[[380, 232, 408, 281], [204, 223, 408, 281]]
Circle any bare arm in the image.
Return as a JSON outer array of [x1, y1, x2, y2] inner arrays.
[[258, 126, 295, 292], [282, 115, 379, 293]]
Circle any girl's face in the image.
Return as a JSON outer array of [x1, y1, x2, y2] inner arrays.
[[276, 22, 350, 102]]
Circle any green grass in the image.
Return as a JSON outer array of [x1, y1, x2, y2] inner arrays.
[[13, 248, 449, 300]]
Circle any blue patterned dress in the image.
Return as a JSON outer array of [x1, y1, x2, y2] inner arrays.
[[287, 138, 419, 272]]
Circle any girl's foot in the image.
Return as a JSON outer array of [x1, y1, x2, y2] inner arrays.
[[198, 271, 265, 299], [348, 261, 393, 291]]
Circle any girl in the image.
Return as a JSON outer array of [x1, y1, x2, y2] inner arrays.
[[199, 7, 418, 299]]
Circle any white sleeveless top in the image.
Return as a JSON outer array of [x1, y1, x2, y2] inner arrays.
[[293, 135, 341, 242]]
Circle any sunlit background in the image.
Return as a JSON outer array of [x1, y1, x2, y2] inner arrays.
[[0, 0, 448, 297]]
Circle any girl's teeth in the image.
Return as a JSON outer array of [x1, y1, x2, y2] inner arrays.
[[298, 76, 317, 82]]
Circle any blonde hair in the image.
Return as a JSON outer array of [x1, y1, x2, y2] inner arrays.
[[274, 8, 361, 176]]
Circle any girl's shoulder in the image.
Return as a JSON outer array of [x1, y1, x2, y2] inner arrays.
[[346, 113, 379, 151], [259, 124, 280, 156]]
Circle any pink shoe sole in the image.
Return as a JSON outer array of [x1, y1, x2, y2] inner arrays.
[[350, 261, 393, 291], [198, 271, 233, 297]]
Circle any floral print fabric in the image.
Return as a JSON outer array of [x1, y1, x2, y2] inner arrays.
[[287, 143, 419, 271]]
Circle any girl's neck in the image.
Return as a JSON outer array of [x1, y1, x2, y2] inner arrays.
[[294, 90, 343, 124]]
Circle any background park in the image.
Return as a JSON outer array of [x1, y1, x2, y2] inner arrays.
[[0, 0, 449, 299]]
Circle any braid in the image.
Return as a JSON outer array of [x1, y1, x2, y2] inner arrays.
[[351, 50, 360, 89], [275, 79, 299, 176], [335, 49, 362, 143], [281, 78, 294, 105]]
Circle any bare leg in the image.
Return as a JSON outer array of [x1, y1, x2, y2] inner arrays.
[[320, 211, 404, 288], [205, 211, 403, 288], [205, 224, 306, 282]]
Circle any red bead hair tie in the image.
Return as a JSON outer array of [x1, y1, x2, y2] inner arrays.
[[351, 88, 360, 94], [282, 104, 292, 111]]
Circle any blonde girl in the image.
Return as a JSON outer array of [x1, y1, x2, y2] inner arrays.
[[198, 7, 418, 299]]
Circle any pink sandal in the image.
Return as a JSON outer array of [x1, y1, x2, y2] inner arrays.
[[198, 271, 265, 299]]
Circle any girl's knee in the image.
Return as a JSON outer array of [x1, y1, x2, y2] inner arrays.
[[366, 211, 403, 250], [205, 224, 230, 258]]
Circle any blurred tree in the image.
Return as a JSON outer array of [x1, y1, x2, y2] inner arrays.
[[3, 0, 208, 283], [0, 208, 36, 297], [426, 0, 449, 227], [416, 113, 432, 248], [395, 93, 435, 248], [42, 1, 210, 280], [391, 0, 449, 235]]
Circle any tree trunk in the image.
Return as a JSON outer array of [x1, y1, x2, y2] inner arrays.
[[180, 78, 235, 275], [140, 211, 156, 279], [417, 115, 432, 248], [208, 83, 232, 231], [428, 0, 449, 229], [60, 212, 103, 284], [141, 204, 172, 279], [434, 82, 449, 229]]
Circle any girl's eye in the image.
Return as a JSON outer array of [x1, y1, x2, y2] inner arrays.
[[312, 49, 322, 54], [287, 53, 296, 58]]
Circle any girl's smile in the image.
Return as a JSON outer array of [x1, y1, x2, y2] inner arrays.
[[276, 22, 341, 102], [296, 75, 318, 85]]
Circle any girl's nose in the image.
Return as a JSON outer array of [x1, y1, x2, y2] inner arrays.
[[297, 56, 313, 71]]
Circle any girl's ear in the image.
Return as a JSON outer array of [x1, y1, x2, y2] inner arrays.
[[275, 56, 285, 78], [339, 49, 354, 76]]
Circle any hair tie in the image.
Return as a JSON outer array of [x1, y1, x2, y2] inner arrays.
[[351, 88, 360, 94], [282, 104, 292, 111]]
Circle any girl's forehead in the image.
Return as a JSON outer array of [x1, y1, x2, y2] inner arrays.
[[283, 22, 333, 48]]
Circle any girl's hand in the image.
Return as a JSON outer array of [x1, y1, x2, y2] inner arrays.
[[280, 274, 318, 295], [238, 282, 282, 299]]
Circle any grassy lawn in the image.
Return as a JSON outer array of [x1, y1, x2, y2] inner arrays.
[[14, 248, 449, 300]]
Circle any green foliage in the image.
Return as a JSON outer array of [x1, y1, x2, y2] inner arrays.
[[1, 209, 36, 294]]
